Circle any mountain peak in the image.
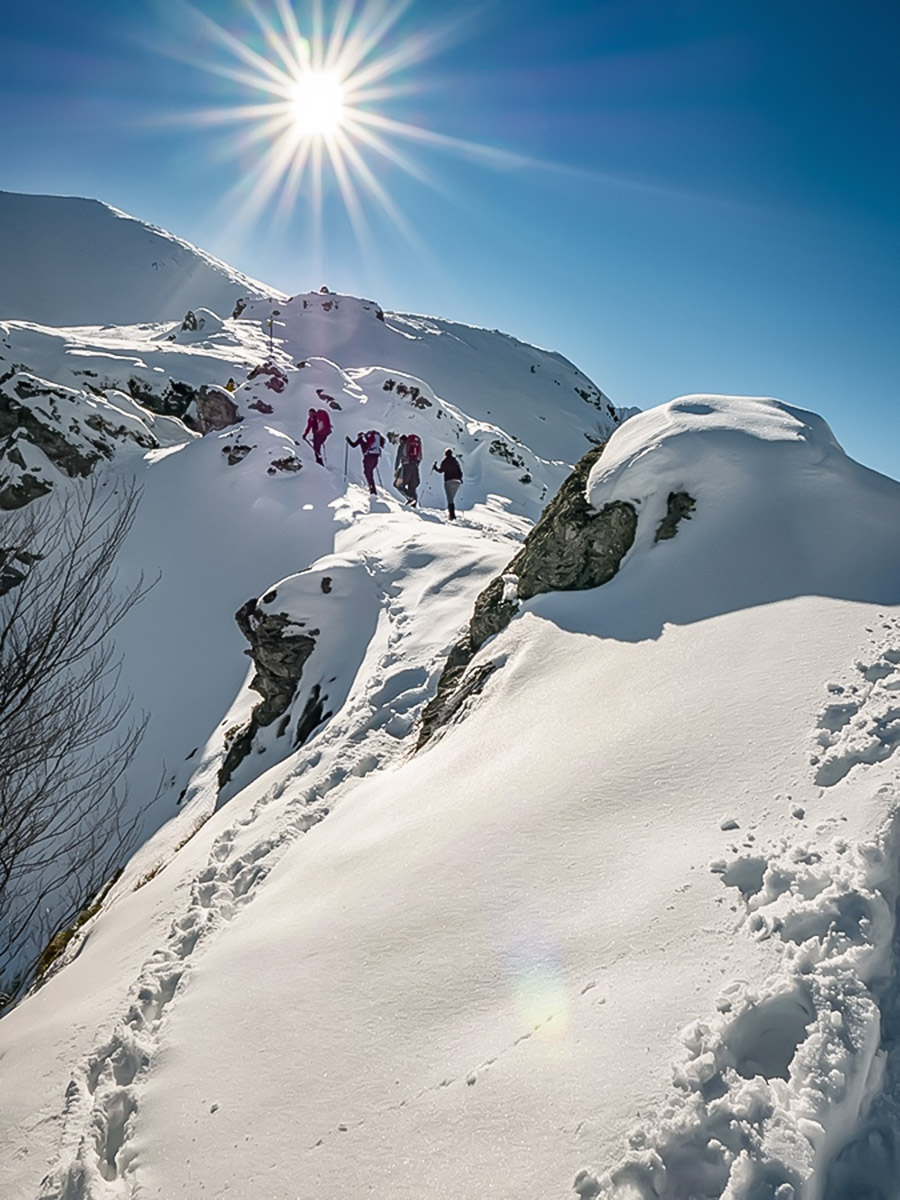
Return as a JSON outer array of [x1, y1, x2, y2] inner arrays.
[[0, 191, 281, 327]]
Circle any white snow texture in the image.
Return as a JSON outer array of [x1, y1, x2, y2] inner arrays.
[[1, 193, 899, 1200]]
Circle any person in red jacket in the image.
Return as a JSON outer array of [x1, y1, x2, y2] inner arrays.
[[432, 448, 463, 519], [304, 407, 332, 465], [346, 429, 385, 494]]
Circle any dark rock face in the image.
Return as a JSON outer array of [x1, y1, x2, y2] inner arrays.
[[0, 369, 166, 508], [127, 376, 197, 419], [193, 385, 240, 434], [418, 444, 638, 747], [234, 598, 319, 728], [655, 491, 696, 542], [218, 599, 320, 788]]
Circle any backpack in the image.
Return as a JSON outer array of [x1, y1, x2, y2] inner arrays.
[[406, 433, 422, 462], [362, 430, 383, 454], [315, 409, 332, 436]]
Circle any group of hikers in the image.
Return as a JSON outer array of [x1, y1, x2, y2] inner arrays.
[[302, 407, 464, 520]]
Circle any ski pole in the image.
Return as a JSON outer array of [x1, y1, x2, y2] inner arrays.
[[344, 441, 349, 481]]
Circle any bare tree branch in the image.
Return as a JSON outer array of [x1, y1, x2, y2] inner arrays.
[[0, 475, 156, 1005]]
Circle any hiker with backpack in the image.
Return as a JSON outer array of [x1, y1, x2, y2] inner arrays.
[[346, 429, 385, 494], [398, 432, 422, 506], [433, 448, 463, 519], [394, 435, 410, 497], [303, 407, 332, 465]]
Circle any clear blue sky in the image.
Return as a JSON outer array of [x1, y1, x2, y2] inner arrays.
[[3, 0, 899, 478]]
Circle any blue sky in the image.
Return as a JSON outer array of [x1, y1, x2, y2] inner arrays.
[[3, 0, 899, 478]]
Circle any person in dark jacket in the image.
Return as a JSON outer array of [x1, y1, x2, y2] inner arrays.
[[346, 430, 385, 494], [432, 448, 463, 519], [394, 435, 410, 498]]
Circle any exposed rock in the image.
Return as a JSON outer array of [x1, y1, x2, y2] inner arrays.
[[418, 444, 637, 747], [0, 472, 52, 510], [0, 546, 38, 596], [218, 598, 319, 787], [655, 491, 696, 542], [0, 368, 167, 508], [127, 376, 197, 419], [0, 373, 100, 507], [193, 385, 240, 434], [489, 439, 525, 468], [234, 599, 319, 728], [221, 441, 254, 466]]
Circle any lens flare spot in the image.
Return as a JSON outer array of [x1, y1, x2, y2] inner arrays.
[[514, 966, 570, 1039]]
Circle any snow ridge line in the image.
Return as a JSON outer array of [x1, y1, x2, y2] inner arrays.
[[36, 795, 329, 1200], [577, 617, 900, 1200]]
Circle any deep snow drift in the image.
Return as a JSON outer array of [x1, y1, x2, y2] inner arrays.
[[1, 195, 900, 1200]]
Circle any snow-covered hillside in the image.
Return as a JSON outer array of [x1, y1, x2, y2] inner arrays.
[[0, 195, 632, 988], [2, 195, 900, 1200], [0, 191, 281, 326]]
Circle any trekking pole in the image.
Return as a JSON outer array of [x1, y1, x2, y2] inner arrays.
[[343, 441, 349, 481]]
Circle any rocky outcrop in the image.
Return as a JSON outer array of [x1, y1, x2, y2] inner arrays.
[[418, 444, 638, 747], [0, 369, 165, 509], [1, 373, 102, 508], [655, 491, 696, 542], [126, 376, 197, 419], [218, 598, 320, 788], [192, 385, 240, 434]]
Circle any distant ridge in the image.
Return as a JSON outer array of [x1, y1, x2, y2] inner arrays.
[[0, 192, 284, 327]]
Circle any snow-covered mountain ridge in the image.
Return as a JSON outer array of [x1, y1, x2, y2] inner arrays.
[[0, 191, 282, 326], [2, 193, 900, 1200]]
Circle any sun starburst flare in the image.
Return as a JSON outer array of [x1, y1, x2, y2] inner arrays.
[[156, 0, 533, 266]]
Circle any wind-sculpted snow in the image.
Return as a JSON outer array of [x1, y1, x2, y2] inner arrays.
[[535, 394, 900, 644]]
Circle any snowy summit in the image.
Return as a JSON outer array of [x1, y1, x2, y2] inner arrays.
[[1, 193, 900, 1200]]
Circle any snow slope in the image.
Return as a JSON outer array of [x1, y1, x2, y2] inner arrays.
[[3, 380, 900, 1200], [0, 199, 632, 996], [0, 192, 281, 326], [2, 196, 899, 1200]]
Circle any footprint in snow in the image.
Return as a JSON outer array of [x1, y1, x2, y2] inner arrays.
[[811, 631, 900, 786]]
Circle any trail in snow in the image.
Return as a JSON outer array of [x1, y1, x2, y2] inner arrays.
[[35, 487, 522, 1200]]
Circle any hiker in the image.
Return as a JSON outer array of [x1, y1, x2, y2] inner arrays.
[[304, 407, 332, 465], [432, 448, 463, 519], [225, 377, 236, 392], [394, 435, 410, 496], [395, 432, 422, 506], [346, 429, 385, 494]]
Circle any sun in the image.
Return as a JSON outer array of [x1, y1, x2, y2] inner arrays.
[[164, 0, 529, 254], [289, 70, 345, 139]]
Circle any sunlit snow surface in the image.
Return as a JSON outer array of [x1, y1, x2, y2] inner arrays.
[[2, 234, 900, 1198]]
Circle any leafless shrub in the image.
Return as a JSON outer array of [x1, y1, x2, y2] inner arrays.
[[0, 475, 155, 1006]]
